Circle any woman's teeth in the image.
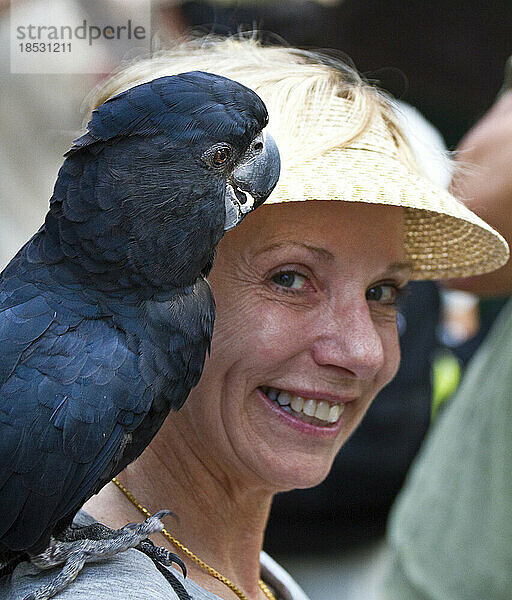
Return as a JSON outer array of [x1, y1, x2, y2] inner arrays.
[[263, 387, 344, 425]]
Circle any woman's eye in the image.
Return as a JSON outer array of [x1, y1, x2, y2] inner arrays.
[[271, 271, 308, 290], [366, 284, 399, 305]]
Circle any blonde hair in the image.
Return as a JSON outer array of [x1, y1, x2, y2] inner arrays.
[[87, 35, 417, 170], [83, 35, 509, 280]]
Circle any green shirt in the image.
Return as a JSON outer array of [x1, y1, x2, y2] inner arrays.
[[384, 298, 512, 599]]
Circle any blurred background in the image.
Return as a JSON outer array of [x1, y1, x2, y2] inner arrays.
[[1, 2, 511, 598]]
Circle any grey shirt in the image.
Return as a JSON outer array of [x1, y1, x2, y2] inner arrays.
[[1, 513, 310, 600]]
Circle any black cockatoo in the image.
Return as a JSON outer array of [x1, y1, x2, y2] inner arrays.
[[0, 71, 280, 598]]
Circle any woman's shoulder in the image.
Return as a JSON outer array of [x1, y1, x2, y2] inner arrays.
[[0, 548, 181, 600], [2, 549, 311, 600], [1, 512, 310, 600]]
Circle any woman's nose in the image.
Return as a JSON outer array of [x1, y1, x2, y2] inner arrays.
[[311, 304, 385, 380]]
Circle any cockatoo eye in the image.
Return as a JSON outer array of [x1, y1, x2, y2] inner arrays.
[[213, 146, 231, 165], [202, 143, 235, 169]]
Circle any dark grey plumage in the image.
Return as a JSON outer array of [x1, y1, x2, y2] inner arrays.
[[0, 70, 280, 586]]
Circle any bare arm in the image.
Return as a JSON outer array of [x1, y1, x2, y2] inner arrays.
[[448, 90, 512, 295]]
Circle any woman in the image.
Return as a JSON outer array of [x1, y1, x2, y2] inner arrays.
[[2, 37, 508, 600]]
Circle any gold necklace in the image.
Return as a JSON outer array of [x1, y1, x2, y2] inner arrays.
[[112, 477, 276, 600]]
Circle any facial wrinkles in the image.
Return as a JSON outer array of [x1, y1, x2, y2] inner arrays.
[[225, 279, 369, 406], [251, 240, 335, 264], [213, 205, 405, 374], [226, 237, 400, 379], [179, 204, 408, 493], [242, 232, 409, 291]]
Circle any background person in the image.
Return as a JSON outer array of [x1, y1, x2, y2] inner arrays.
[[383, 85, 512, 600]]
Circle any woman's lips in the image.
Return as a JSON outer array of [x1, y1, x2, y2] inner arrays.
[[258, 386, 356, 432], [262, 386, 344, 424]]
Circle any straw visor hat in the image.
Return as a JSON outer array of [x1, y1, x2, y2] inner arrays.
[[90, 38, 509, 280]]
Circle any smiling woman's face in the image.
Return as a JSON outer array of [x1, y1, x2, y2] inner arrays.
[[177, 201, 409, 491]]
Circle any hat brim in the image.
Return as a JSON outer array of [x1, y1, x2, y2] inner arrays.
[[265, 148, 509, 280]]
